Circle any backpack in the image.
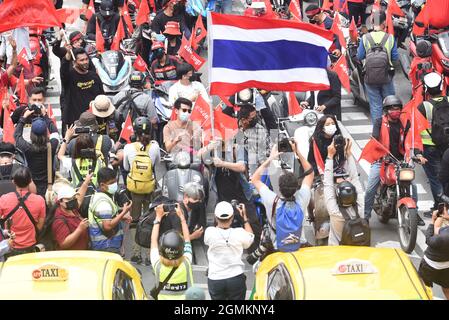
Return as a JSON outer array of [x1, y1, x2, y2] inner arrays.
[[118, 90, 144, 122], [364, 33, 391, 85], [37, 205, 70, 251], [0, 164, 22, 196], [126, 142, 155, 195], [339, 206, 371, 246], [428, 98, 449, 149], [135, 196, 179, 248], [271, 196, 304, 252]]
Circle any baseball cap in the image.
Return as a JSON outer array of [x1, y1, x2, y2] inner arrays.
[[214, 201, 234, 220], [424, 72, 442, 89], [75, 111, 98, 129], [185, 287, 206, 300], [31, 117, 47, 136], [57, 185, 78, 201]]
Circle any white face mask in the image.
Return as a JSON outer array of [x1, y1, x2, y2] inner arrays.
[[107, 182, 118, 195], [323, 124, 337, 136], [179, 111, 191, 122]]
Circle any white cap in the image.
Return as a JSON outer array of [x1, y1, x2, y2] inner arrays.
[[57, 186, 77, 201], [424, 72, 442, 89], [214, 201, 234, 220]]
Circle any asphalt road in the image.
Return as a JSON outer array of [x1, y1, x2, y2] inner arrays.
[[48, 0, 444, 299]]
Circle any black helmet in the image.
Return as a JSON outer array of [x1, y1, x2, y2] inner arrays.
[[133, 116, 152, 135], [100, 0, 114, 16], [416, 40, 432, 58], [383, 95, 403, 110], [159, 230, 184, 260], [336, 181, 357, 207], [129, 70, 145, 88]]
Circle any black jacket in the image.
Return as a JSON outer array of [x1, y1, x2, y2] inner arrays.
[[440, 148, 449, 196], [424, 224, 449, 262], [86, 13, 121, 50], [307, 70, 342, 120]]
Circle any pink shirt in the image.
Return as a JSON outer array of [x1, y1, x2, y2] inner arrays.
[[0, 191, 46, 249]]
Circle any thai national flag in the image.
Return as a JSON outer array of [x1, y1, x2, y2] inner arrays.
[[208, 12, 334, 96]]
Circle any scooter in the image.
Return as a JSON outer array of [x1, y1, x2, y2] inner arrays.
[[150, 81, 175, 146], [373, 154, 420, 253]]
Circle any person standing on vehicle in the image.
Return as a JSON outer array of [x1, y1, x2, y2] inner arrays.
[[324, 140, 365, 245], [88, 167, 132, 254], [418, 72, 447, 218], [0, 167, 46, 258], [150, 41, 181, 82], [150, 203, 194, 300], [123, 116, 160, 264], [364, 95, 427, 223], [205, 201, 254, 300], [418, 204, 449, 300], [168, 63, 209, 106], [356, 11, 398, 125], [89, 95, 122, 144], [61, 47, 104, 131]]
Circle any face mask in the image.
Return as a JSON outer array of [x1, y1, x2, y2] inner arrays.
[[323, 124, 337, 136], [65, 198, 79, 211], [173, 3, 183, 14], [247, 117, 258, 128], [179, 111, 191, 122], [107, 182, 118, 195], [388, 110, 402, 120], [187, 201, 202, 211], [188, 75, 195, 82]]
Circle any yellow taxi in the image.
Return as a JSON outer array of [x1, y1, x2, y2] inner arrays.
[[0, 251, 147, 300], [253, 246, 432, 300]]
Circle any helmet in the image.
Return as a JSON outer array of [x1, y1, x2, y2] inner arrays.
[[100, 0, 114, 16], [416, 40, 432, 58], [132, 116, 152, 135], [382, 95, 403, 110], [336, 181, 357, 207], [129, 70, 145, 88], [159, 230, 184, 260], [423, 72, 442, 89]]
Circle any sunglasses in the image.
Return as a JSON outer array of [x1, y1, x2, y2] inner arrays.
[[180, 108, 192, 113]]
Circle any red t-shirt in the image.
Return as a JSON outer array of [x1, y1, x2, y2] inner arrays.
[[52, 208, 89, 250], [0, 191, 46, 249]]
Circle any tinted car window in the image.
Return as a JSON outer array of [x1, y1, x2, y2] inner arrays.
[[112, 269, 136, 300], [266, 263, 295, 300]]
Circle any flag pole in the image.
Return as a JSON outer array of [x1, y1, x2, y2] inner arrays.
[[411, 99, 415, 161], [61, 29, 76, 60]]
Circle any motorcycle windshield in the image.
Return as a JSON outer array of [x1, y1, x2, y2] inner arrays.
[[438, 31, 449, 59], [100, 51, 124, 80]]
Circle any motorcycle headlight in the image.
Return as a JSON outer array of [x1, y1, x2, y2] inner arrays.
[[174, 151, 191, 169], [304, 111, 318, 126], [399, 168, 415, 182], [238, 88, 252, 102]]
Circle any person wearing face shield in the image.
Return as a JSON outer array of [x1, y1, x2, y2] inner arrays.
[[86, 0, 122, 50], [168, 63, 210, 106], [61, 47, 104, 131], [364, 95, 427, 224], [150, 41, 181, 82]]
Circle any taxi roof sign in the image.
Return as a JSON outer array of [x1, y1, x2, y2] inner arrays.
[[32, 264, 68, 281], [332, 259, 378, 276]]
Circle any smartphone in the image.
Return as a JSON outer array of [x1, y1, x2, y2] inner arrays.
[[163, 203, 177, 213], [437, 203, 445, 217]]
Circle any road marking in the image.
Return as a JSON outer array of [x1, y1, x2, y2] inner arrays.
[[343, 124, 373, 135], [417, 200, 434, 211], [342, 112, 369, 121]]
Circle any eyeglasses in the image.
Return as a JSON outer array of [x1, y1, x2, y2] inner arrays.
[[180, 108, 192, 113]]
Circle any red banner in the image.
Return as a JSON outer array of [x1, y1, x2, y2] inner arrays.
[[0, 0, 61, 34], [96, 19, 105, 53], [17, 48, 31, 70], [119, 111, 134, 143], [133, 55, 148, 72], [214, 106, 238, 140], [332, 55, 351, 93], [288, 92, 303, 115], [56, 8, 80, 25], [190, 15, 207, 50], [349, 16, 358, 42], [190, 95, 211, 129], [136, 0, 150, 26], [3, 107, 15, 144], [330, 13, 347, 51], [111, 16, 126, 51], [178, 37, 206, 71], [18, 69, 27, 105], [122, 1, 134, 34], [312, 139, 325, 174]]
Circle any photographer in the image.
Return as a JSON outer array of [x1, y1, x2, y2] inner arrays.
[[205, 201, 254, 300], [14, 109, 59, 198], [418, 202, 449, 300], [177, 182, 207, 242]]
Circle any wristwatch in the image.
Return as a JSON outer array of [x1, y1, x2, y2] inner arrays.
[[154, 220, 160, 225], [243, 220, 249, 224], [62, 138, 67, 144]]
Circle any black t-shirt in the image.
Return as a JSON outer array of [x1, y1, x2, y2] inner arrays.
[[151, 55, 180, 81], [82, 0, 124, 10], [215, 167, 247, 204], [151, 12, 186, 34], [389, 120, 402, 160], [166, 38, 182, 56]]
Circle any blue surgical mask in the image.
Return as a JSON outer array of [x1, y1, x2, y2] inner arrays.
[[107, 182, 118, 195], [179, 111, 191, 122]]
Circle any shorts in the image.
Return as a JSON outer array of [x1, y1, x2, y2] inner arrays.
[[418, 259, 449, 288]]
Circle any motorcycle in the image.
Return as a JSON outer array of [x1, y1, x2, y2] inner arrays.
[[29, 27, 53, 89], [150, 80, 175, 146], [373, 155, 419, 253], [347, 41, 370, 108]]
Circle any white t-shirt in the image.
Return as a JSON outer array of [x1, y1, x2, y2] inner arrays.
[[168, 81, 210, 106], [204, 227, 254, 281], [123, 141, 160, 172]]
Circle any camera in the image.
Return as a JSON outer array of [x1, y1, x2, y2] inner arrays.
[[278, 134, 293, 153], [231, 199, 240, 210], [333, 134, 346, 151], [75, 126, 91, 134], [163, 203, 177, 213], [115, 188, 131, 208], [246, 226, 274, 265], [28, 103, 43, 115], [80, 148, 97, 159]]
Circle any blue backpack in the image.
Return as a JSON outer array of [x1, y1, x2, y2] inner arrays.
[[270, 196, 304, 252]]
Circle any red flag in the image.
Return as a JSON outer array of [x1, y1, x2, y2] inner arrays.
[[288, 92, 303, 115], [330, 13, 347, 50], [149, 0, 156, 14], [83, 0, 95, 21], [289, 0, 302, 21], [359, 137, 389, 164], [17, 69, 27, 105], [133, 55, 148, 72], [312, 139, 325, 174], [111, 16, 126, 51], [8, 95, 17, 112], [136, 0, 150, 26], [214, 106, 238, 140], [402, 97, 429, 135], [322, 0, 332, 10], [0, 0, 62, 34], [190, 95, 212, 130], [332, 55, 351, 93], [2, 107, 15, 144], [56, 8, 80, 25], [47, 104, 56, 125], [389, 0, 405, 17], [123, 1, 135, 34], [178, 36, 206, 71], [386, 7, 394, 35], [96, 19, 105, 53], [190, 15, 207, 50], [219, 95, 233, 108], [263, 0, 276, 17], [349, 16, 358, 42], [119, 112, 134, 143], [17, 48, 31, 70]]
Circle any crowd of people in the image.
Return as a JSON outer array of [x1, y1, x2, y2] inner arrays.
[[0, 0, 448, 300]]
